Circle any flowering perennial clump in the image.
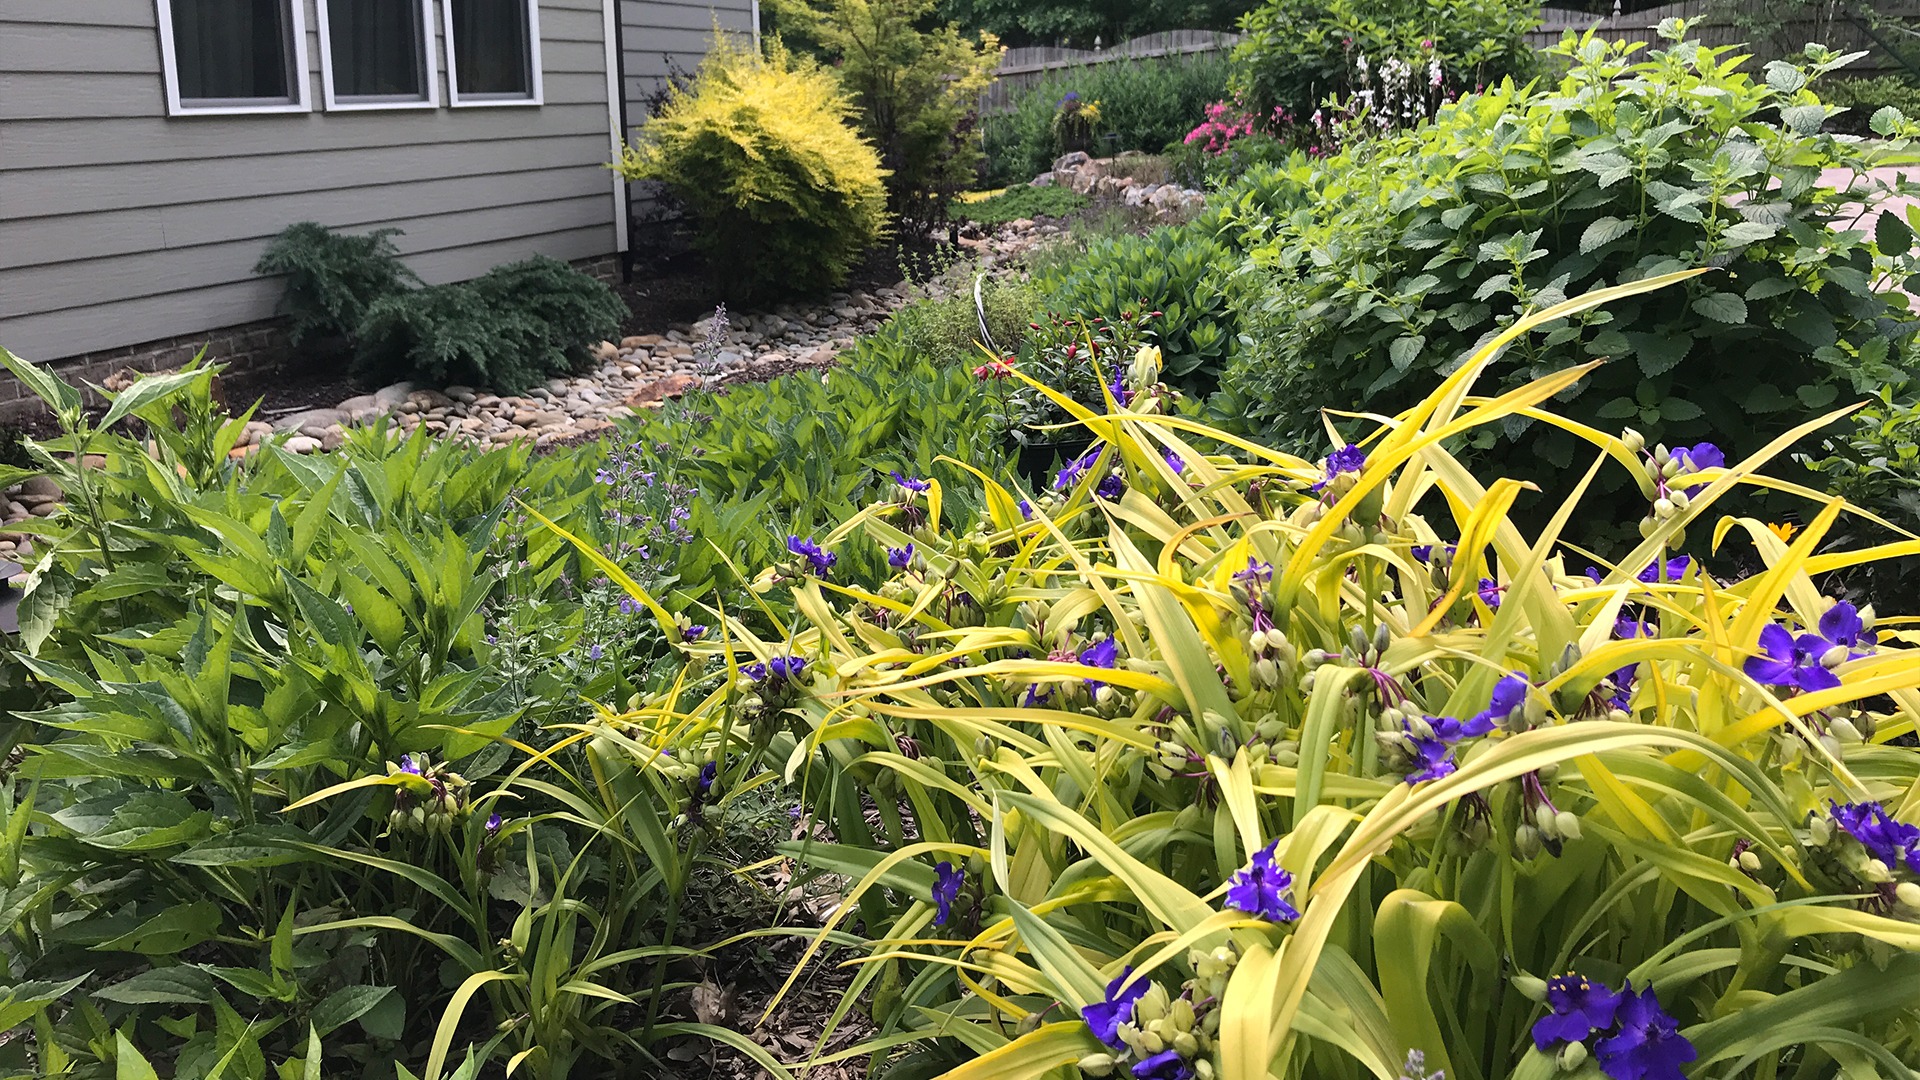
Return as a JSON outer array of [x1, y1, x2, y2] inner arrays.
[[584, 294, 1920, 1080]]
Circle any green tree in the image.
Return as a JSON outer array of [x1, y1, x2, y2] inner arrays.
[[934, 0, 1259, 49], [769, 0, 1000, 233]]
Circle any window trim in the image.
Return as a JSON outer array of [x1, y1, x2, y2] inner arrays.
[[317, 0, 441, 111], [154, 0, 313, 117], [443, 0, 545, 108]]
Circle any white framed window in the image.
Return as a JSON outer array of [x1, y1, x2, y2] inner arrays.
[[155, 0, 312, 116], [318, 0, 440, 110], [444, 0, 544, 107]]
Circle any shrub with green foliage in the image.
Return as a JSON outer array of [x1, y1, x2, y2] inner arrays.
[[616, 36, 889, 302], [1215, 30, 1920, 514], [893, 273, 1044, 366], [982, 56, 1231, 185], [1801, 388, 1920, 610], [1823, 72, 1920, 135], [356, 256, 625, 393], [769, 0, 1000, 235], [952, 184, 1089, 225], [1230, 0, 1537, 119], [255, 222, 420, 347], [1040, 222, 1246, 392]]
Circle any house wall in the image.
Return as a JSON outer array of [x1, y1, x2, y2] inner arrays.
[[0, 0, 624, 365], [618, 0, 755, 225]]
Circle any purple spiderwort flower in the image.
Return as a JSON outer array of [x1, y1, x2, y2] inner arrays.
[[1477, 577, 1503, 610], [1164, 448, 1186, 474], [1077, 636, 1119, 689], [1310, 443, 1367, 493], [1017, 499, 1033, 520], [1830, 801, 1920, 873], [697, 761, 717, 794], [1109, 371, 1134, 407], [1426, 713, 1494, 741], [1744, 623, 1842, 692], [1469, 671, 1530, 732], [1053, 448, 1102, 491], [888, 543, 915, 570], [1596, 985, 1697, 1080], [1819, 600, 1875, 653], [1585, 557, 1693, 585], [744, 655, 806, 684], [1095, 471, 1126, 500], [931, 861, 964, 925], [682, 623, 708, 642], [1224, 840, 1300, 923], [890, 470, 931, 493], [1235, 557, 1273, 586], [1411, 542, 1454, 564], [1130, 1050, 1194, 1080], [399, 754, 423, 776], [1082, 968, 1148, 1050], [1531, 974, 1625, 1049], [787, 535, 836, 573], [1677, 442, 1724, 494], [1021, 683, 1053, 708], [1403, 729, 1457, 783], [485, 812, 503, 837]]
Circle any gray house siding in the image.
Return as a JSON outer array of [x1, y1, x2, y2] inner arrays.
[[619, 0, 755, 225], [0, 0, 624, 364]]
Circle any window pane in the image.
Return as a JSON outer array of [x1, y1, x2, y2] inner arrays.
[[452, 0, 532, 97], [171, 0, 293, 102], [330, 0, 425, 98]]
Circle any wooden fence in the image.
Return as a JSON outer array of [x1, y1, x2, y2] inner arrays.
[[980, 30, 1240, 112], [1527, 1, 1920, 76]]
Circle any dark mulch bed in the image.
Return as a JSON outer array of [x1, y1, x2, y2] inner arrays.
[[619, 231, 954, 337], [222, 357, 379, 418]]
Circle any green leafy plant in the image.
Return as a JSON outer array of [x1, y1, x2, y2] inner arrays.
[[616, 35, 889, 302], [1800, 387, 1920, 610], [1216, 28, 1920, 523], [982, 56, 1232, 185], [1230, 0, 1538, 119], [770, 0, 1000, 235], [255, 222, 421, 348], [1041, 223, 1246, 392], [356, 257, 624, 393], [569, 275, 1920, 1080], [893, 271, 1044, 366], [952, 184, 1090, 226], [1822, 72, 1920, 135]]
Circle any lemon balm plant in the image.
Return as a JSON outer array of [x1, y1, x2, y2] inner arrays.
[[563, 273, 1920, 1079]]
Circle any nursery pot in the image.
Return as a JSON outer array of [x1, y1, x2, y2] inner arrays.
[[1013, 432, 1097, 489]]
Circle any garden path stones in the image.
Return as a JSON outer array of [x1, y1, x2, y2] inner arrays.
[[222, 279, 956, 454]]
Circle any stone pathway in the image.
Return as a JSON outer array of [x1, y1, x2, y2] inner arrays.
[[231, 284, 919, 457]]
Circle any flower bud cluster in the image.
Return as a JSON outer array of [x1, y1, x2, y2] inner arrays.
[[1078, 950, 1235, 1080], [385, 754, 474, 836]]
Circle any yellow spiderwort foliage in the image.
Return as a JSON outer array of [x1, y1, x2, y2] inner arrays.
[[561, 276, 1920, 1080]]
